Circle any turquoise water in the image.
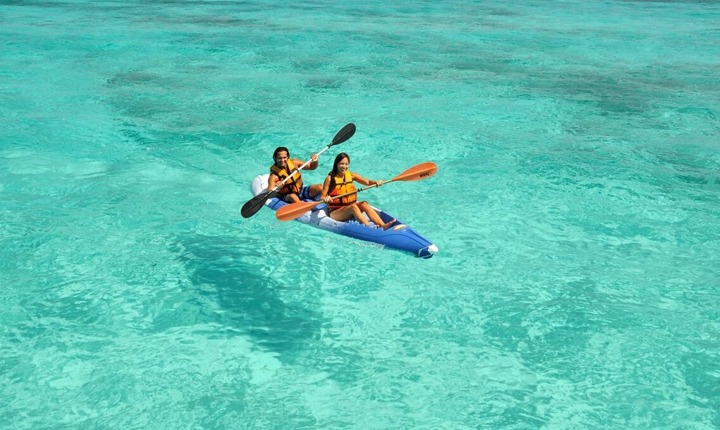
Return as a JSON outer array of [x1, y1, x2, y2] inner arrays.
[[2, 0, 719, 428]]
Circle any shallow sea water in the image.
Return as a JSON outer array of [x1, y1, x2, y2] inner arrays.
[[1, 1, 719, 428]]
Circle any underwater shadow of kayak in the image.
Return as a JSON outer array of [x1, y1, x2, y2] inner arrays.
[[170, 233, 325, 359]]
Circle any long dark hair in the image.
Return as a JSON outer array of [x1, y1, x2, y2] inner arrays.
[[328, 152, 350, 191], [329, 152, 350, 176]]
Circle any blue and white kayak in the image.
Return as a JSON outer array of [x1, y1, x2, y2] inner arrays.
[[251, 174, 438, 258]]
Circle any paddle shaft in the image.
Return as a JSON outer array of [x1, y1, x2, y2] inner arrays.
[[323, 179, 392, 203], [323, 161, 436, 203], [274, 181, 383, 222]]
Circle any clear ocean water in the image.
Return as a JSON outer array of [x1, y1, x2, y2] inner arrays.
[[2, 1, 719, 428]]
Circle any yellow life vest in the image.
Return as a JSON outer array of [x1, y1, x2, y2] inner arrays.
[[328, 171, 356, 209], [270, 159, 303, 195]]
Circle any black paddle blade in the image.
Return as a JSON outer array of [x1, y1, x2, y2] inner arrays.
[[241, 189, 277, 218], [331, 123, 356, 146]]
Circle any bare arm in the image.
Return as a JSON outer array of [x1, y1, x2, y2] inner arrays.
[[320, 175, 332, 201], [295, 154, 319, 171], [351, 172, 380, 186], [267, 173, 280, 192]]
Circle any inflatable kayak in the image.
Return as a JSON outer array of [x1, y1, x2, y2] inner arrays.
[[250, 174, 438, 258]]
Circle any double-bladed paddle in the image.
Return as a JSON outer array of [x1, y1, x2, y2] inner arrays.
[[240, 123, 356, 218], [275, 161, 438, 222]]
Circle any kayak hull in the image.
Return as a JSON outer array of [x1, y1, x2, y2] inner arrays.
[[250, 174, 438, 258]]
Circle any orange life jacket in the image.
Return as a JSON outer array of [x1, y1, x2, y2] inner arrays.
[[328, 171, 356, 210], [270, 159, 303, 196]]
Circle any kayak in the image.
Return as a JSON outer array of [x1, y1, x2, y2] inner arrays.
[[250, 174, 438, 258]]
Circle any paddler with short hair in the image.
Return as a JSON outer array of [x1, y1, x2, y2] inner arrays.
[[267, 146, 322, 203]]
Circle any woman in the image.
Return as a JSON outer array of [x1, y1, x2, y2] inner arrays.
[[320, 153, 397, 230]]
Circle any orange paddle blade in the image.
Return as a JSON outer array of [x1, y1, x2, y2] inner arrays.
[[390, 161, 437, 182], [275, 200, 321, 222]]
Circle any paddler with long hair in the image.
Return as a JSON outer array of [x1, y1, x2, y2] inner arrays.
[[267, 146, 322, 203], [320, 152, 397, 230]]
